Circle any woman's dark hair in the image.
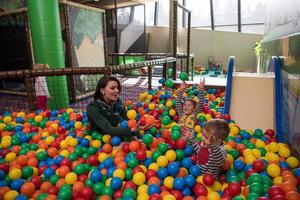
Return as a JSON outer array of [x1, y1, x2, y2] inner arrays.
[[94, 75, 121, 100]]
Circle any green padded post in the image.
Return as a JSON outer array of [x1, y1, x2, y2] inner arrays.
[[28, 0, 69, 109]]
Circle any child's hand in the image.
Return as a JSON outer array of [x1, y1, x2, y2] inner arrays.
[[199, 77, 205, 90], [181, 126, 194, 139], [180, 81, 187, 90]]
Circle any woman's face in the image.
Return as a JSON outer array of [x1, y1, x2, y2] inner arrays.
[[101, 80, 120, 103]]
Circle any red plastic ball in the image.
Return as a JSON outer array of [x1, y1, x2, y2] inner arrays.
[[203, 174, 215, 186], [268, 186, 285, 198], [149, 193, 162, 200], [123, 181, 137, 190], [136, 149, 147, 161], [170, 190, 183, 200], [228, 182, 241, 196], [176, 138, 186, 149], [192, 183, 208, 196], [81, 187, 93, 199], [87, 155, 98, 166], [114, 190, 123, 199], [146, 169, 157, 180], [252, 160, 265, 172]]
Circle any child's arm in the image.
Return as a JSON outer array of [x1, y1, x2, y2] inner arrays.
[[182, 127, 200, 153], [195, 77, 205, 113], [175, 81, 187, 114]]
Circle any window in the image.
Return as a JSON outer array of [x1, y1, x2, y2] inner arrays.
[[157, 0, 169, 27], [241, 0, 266, 34], [133, 5, 144, 25], [117, 7, 131, 24], [186, 0, 211, 28], [213, 0, 238, 31], [145, 2, 155, 26]]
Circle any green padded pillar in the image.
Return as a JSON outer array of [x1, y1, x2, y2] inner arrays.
[[28, 0, 69, 109]]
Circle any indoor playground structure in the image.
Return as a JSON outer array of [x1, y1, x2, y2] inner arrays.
[[0, 1, 300, 200]]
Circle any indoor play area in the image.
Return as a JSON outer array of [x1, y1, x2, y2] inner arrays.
[[0, 0, 300, 200]]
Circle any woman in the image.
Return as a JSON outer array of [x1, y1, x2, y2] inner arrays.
[[87, 75, 147, 138]]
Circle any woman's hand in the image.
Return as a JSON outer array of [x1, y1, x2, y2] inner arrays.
[[181, 126, 194, 140], [198, 77, 205, 90]]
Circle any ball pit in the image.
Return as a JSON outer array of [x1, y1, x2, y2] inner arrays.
[[0, 82, 300, 200]]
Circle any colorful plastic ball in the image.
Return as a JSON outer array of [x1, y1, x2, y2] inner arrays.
[[9, 168, 22, 180], [207, 191, 220, 200], [182, 158, 193, 169], [161, 116, 171, 125], [127, 110, 137, 120], [189, 165, 201, 177], [164, 176, 174, 189], [287, 157, 299, 168], [165, 150, 176, 162], [111, 136, 121, 146], [65, 172, 77, 185], [167, 162, 180, 176], [90, 169, 102, 183], [233, 160, 245, 171], [4, 190, 19, 200], [163, 194, 176, 200], [203, 174, 215, 186], [184, 175, 196, 188], [157, 167, 168, 179], [11, 179, 25, 191], [20, 182, 35, 197], [148, 184, 161, 195], [165, 79, 174, 88], [267, 164, 281, 177], [252, 160, 265, 172], [110, 177, 122, 190], [123, 188, 137, 199], [142, 134, 153, 145], [173, 177, 185, 190], [133, 172, 146, 185], [179, 72, 188, 81]]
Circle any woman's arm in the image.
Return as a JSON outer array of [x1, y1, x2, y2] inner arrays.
[[87, 102, 132, 138]]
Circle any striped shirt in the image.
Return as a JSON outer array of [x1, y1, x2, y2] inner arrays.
[[175, 89, 204, 129], [187, 137, 227, 178]]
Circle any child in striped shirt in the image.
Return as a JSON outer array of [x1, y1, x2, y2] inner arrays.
[[175, 78, 205, 129], [182, 119, 229, 178]]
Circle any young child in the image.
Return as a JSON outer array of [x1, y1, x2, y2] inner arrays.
[[182, 119, 230, 178], [175, 78, 205, 129], [32, 64, 51, 110]]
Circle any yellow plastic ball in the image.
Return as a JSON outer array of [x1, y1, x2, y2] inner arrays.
[[196, 175, 204, 184], [287, 156, 299, 168], [137, 184, 148, 194], [194, 125, 201, 133], [66, 108, 74, 114], [252, 149, 261, 159], [0, 139, 11, 148], [105, 177, 112, 186], [0, 123, 6, 131], [267, 164, 281, 177], [157, 156, 168, 167], [4, 190, 19, 200], [139, 165, 147, 173], [164, 176, 174, 189], [207, 191, 220, 200], [265, 152, 280, 162], [74, 121, 83, 129], [17, 112, 26, 118], [243, 149, 253, 157], [245, 155, 256, 164], [148, 163, 159, 171], [9, 168, 22, 180], [91, 140, 101, 148], [102, 135, 111, 143], [269, 142, 280, 153], [60, 149, 70, 157], [163, 194, 176, 200], [212, 181, 222, 191], [165, 150, 176, 162], [148, 103, 155, 110], [65, 172, 77, 184], [34, 115, 43, 123], [3, 116, 12, 124], [45, 136, 55, 145], [98, 153, 109, 163], [169, 109, 176, 117], [278, 147, 291, 158], [255, 139, 265, 148], [205, 114, 212, 120], [69, 139, 78, 147], [5, 152, 17, 162], [273, 176, 283, 184], [113, 169, 125, 179], [133, 172, 146, 185], [127, 110, 137, 120], [166, 100, 173, 108], [137, 193, 149, 200], [60, 140, 69, 149], [230, 126, 240, 136]]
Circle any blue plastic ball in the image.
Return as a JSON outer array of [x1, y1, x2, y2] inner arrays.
[[148, 184, 161, 195], [182, 158, 193, 168], [110, 177, 122, 190], [184, 175, 196, 188], [157, 167, 168, 179], [90, 169, 102, 183], [11, 179, 25, 191], [174, 177, 185, 190], [103, 157, 114, 168], [111, 137, 121, 146], [234, 160, 245, 171], [120, 120, 128, 128], [167, 162, 180, 176], [189, 165, 201, 177]]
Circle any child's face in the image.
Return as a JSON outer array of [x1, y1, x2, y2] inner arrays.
[[202, 129, 214, 145], [182, 100, 195, 115]]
